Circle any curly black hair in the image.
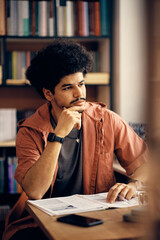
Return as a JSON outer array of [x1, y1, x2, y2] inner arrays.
[[26, 39, 93, 99]]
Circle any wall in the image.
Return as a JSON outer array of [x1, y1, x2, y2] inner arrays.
[[113, 0, 148, 123]]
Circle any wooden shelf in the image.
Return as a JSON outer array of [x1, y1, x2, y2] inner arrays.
[[0, 140, 15, 147]]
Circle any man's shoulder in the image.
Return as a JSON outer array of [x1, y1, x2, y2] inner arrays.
[[17, 102, 52, 133]]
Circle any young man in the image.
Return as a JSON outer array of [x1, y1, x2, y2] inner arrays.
[[3, 39, 148, 240]]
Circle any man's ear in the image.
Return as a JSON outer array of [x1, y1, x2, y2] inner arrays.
[[43, 88, 54, 101]]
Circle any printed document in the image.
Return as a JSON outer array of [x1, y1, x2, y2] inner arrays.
[[27, 192, 139, 216]]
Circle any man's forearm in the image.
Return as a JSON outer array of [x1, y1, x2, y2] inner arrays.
[[22, 141, 62, 200]]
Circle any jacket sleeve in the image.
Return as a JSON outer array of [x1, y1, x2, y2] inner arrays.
[[15, 127, 44, 186], [111, 111, 148, 176]]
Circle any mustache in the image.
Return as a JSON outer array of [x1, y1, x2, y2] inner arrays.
[[70, 98, 86, 105]]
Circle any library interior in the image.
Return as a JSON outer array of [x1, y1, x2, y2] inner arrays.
[[0, 0, 160, 240]]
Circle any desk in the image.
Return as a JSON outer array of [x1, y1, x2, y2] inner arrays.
[[26, 202, 146, 240]]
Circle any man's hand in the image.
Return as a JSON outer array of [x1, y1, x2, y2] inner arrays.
[[106, 182, 137, 203], [54, 106, 84, 138]]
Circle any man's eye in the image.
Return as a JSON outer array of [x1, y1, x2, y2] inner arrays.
[[79, 82, 85, 87], [63, 87, 71, 90]]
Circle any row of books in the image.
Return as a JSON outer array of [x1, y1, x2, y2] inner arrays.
[[0, 156, 22, 194], [6, 51, 36, 82], [4, 50, 99, 84], [0, 109, 35, 142], [0, 0, 110, 37]]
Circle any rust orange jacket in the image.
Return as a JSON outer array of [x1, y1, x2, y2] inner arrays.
[[3, 101, 147, 240]]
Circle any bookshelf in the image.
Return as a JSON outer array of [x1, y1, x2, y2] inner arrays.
[[0, 0, 113, 208]]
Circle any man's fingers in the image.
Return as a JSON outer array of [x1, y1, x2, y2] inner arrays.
[[107, 183, 126, 203], [64, 106, 85, 112]]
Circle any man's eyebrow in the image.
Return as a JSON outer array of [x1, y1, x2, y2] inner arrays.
[[61, 80, 85, 88], [61, 83, 72, 88]]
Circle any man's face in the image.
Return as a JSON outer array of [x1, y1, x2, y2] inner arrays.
[[52, 72, 86, 112]]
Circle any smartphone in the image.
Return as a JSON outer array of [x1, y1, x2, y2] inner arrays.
[[57, 214, 103, 227]]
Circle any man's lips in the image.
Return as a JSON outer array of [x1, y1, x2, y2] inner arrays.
[[73, 100, 85, 106]]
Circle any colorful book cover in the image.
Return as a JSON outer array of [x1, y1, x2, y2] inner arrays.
[[21, 51, 26, 79], [16, 51, 22, 79], [7, 157, 14, 193], [12, 51, 17, 79], [100, 0, 109, 36], [77, 0, 86, 36], [88, 2, 95, 36], [22, 1, 29, 36], [13, 157, 18, 193], [94, 1, 101, 36]]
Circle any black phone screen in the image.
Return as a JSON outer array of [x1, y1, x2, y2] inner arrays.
[[57, 214, 103, 227]]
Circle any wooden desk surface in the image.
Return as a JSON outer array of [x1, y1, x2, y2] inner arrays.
[[26, 202, 146, 240]]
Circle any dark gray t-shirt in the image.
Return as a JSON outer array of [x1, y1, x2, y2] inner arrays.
[[50, 115, 83, 197]]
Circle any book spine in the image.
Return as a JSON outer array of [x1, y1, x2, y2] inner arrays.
[[35, 1, 39, 36], [22, 1, 29, 36], [31, 1, 36, 36], [17, 1, 23, 36], [56, 0, 66, 36], [13, 157, 18, 193], [100, 0, 109, 36], [94, 1, 101, 36], [12, 51, 17, 79], [7, 0, 11, 35], [0, 0, 6, 35], [21, 51, 26, 79], [10, 0, 18, 36], [66, 0, 75, 36], [0, 157, 5, 193], [88, 2, 95, 36], [48, 0, 55, 36], [41, 1, 48, 37], [38, 1, 41, 36], [7, 157, 13, 193], [77, 0, 86, 36], [16, 51, 22, 79]]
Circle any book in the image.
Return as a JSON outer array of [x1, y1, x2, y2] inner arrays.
[[27, 192, 139, 216], [84, 73, 109, 85], [56, 0, 66, 36], [0, 0, 6, 35], [88, 2, 95, 36], [94, 1, 101, 36], [65, 0, 75, 36], [100, 0, 109, 36], [77, 0, 89, 36], [0, 156, 5, 193], [22, 1, 29, 36], [17, 1, 23, 36], [41, 1, 47, 36], [48, 0, 55, 36]]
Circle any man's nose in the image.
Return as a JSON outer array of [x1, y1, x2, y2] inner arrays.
[[73, 86, 82, 98]]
